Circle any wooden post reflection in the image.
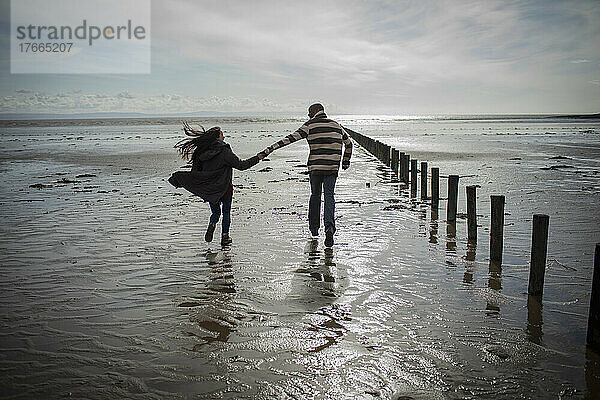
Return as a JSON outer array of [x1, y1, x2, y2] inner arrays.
[[446, 221, 456, 254], [429, 208, 438, 244], [418, 204, 427, 237], [466, 240, 476, 261], [488, 260, 502, 291], [463, 269, 473, 285], [586, 347, 600, 396], [487, 260, 502, 315], [464, 241, 476, 284], [588, 243, 600, 349], [527, 294, 543, 345]]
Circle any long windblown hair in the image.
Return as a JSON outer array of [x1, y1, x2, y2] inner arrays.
[[175, 122, 222, 161]]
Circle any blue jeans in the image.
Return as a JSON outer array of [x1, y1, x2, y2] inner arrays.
[[209, 192, 232, 235], [309, 173, 337, 235]]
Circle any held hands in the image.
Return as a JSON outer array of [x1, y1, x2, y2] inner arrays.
[[257, 148, 271, 160], [342, 161, 350, 170]]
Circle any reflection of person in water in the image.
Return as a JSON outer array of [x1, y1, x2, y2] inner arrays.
[[190, 249, 237, 351], [299, 240, 349, 353], [205, 250, 236, 295], [296, 240, 337, 298], [168, 123, 262, 246]]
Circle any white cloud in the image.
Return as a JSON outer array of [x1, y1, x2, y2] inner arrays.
[[0, 89, 304, 113], [152, 0, 403, 85], [151, 0, 600, 90]]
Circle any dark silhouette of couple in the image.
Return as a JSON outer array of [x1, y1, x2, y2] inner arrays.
[[168, 103, 353, 247]]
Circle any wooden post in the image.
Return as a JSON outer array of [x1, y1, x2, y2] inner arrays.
[[447, 175, 459, 222], [395, 149, 400, 179], [490, 195, 505, 264], [384, 144, 388, 166], [391, 149, 399, 178], [431, 167, 439, 209], [399, 154, 404, 181], [466, 185, 477, 241], [420, 162, 427, 200], [410, 160, 418, 197], [385, 144, 389, 165], [528, 214, 550, 296], [404, 154, 411, 184], [398, 152, 406, 182], [588, 244, 600, 349]]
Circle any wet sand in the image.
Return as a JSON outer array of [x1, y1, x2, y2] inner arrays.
[[1, 118, 600, 399]]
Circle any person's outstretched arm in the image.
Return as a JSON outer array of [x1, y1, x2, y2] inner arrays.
[[223, 146, 261, 171], [259, 125, 308, 158], [341, 127, 353, 170]]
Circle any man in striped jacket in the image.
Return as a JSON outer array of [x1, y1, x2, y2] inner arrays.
[[258, 103, 352, 247]]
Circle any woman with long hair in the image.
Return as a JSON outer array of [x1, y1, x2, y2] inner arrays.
[[168, 122, 262, 245]]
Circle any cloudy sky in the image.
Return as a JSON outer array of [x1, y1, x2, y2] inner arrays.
[[1, 0, 599, 115]]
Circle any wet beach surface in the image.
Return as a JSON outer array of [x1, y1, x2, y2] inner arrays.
[[1, 117, 600, 399]]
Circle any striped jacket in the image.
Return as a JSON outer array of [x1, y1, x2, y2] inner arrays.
[[260, 111, 353, 174]]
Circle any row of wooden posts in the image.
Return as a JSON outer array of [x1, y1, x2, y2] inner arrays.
[[344, 127, 600, 351]]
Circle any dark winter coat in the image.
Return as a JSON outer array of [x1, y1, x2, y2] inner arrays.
[[168, 140, 259, 203]]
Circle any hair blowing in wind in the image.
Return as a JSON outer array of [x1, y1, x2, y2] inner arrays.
[[174, 122, 222, 161]]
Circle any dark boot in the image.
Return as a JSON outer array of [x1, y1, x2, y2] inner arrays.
[[325, 230, 334, 247], [221, 233, 232, 246], [205, 223, 216, 242]]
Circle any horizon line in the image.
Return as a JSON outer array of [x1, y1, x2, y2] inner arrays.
[[1, 111, 599, 121]]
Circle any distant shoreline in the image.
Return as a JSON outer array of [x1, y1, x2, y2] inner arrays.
[[0, 113, 598, 128], [553, 113, 600, 119]]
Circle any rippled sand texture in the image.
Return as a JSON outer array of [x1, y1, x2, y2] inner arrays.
[[1, 117, 600, 399]]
